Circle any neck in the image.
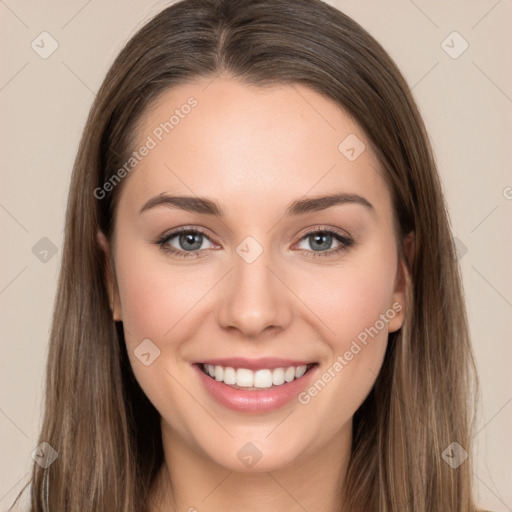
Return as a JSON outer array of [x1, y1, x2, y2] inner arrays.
[[148, 420, 352, 512]]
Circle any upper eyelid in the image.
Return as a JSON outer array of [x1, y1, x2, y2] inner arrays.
[[160, 226, 213, 242], [295, 224, 352, 240], [159, 225, 352, 246]]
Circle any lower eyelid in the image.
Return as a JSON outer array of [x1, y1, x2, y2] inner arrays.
[[156, 228, 353, 256]]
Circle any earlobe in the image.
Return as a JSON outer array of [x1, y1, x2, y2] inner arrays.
[[97, 230, 109, 252], [403, 230, 415, 269], [388, 231, 415, 333], [388, 261, 407, 333], [96, 230, 122, 321]]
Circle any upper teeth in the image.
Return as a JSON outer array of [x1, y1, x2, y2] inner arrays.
[[203, 364, 309, 388]]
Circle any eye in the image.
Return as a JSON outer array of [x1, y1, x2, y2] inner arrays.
[[153, 226, 354, 259], [295, 227, 354, 258], [155, 227, 216, 258]]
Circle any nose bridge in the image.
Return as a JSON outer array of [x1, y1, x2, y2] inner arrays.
[[216, 237, 292, 337]]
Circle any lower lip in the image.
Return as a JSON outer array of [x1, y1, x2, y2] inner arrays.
[[193, 364, 318, 413]]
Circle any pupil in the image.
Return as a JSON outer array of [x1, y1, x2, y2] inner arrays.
[[311, 233, 332, 251], [180, 233, 202, 251]]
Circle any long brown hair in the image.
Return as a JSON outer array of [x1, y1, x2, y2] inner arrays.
[[11, 0, 478, 510]]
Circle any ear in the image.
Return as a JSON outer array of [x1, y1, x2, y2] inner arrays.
[[388, 231, 415, 333], [97, 230, 122, 321]]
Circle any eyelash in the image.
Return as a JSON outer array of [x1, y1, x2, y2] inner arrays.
[[154, 226, 354, 259]]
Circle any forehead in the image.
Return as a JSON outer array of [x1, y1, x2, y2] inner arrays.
[[119, 76, 391, 219]]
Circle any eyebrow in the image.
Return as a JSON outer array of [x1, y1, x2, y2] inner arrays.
[[139, 192, 375, 217]]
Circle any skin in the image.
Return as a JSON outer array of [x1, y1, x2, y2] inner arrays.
[[98, 74, 411, 512]]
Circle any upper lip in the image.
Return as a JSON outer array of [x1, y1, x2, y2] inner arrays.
[[196, 357, 317, 371]]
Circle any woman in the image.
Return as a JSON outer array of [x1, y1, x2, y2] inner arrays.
[[10, 0, 485, 510]]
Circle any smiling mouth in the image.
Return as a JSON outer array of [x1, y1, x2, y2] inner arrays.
[[197, 362, 318, 390]]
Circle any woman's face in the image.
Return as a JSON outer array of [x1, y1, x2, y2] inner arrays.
[[103, 75, 407, 472]]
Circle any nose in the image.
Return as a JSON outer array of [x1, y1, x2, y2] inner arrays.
[[216, 247, 293, 339]]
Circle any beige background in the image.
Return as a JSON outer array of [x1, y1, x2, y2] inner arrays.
[[1, 1, 511, 510]]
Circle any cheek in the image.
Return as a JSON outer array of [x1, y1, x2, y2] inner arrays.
[[113, 226, 398, 431], [113, 245, 203, 432], [117, 270, 169, 344], [297, 240, 398, 348], [294, 239, 398, 408], [114, 238, 198, 344]]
